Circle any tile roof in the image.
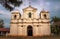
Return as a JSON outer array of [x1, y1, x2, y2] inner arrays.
[[0, 28, 10, 32]]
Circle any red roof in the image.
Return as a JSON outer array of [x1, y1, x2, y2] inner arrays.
[[0, 28, 10, 32]]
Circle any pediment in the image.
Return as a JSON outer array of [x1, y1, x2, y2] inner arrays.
[[23, 5, 37, 11]]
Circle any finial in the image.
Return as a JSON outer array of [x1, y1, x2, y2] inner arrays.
[[41, 9, 49, 13], [40, 9, 45, 13], [29, 0, 31, 6]]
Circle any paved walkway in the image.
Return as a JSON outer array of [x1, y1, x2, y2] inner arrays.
[[0, 36, 60, 39]]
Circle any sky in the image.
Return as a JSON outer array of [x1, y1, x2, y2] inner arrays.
[[0, 0, 60, 28]]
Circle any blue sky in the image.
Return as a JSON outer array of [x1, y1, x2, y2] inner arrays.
[[0, 0, 60, 28]]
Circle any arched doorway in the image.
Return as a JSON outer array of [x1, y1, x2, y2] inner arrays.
[[27, 25, 33, 36]]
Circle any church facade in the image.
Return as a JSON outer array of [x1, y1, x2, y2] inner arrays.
[[10, 5, 51, 36]]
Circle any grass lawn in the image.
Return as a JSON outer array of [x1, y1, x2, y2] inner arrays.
[[0, 35, 60, 39]]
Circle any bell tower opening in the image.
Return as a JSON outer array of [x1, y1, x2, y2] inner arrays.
[[27, 25, 33, 36], [44, 14, 47, 19], [14, 15, 17, 19]]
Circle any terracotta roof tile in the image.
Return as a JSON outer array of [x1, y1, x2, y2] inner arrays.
[[0, 28, 10, 32]]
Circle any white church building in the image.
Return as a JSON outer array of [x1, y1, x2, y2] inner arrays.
[[10, 5, 51, 36]]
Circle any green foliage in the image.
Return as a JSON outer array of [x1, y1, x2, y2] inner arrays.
[[51, 25, 60, 35], [8, 0, 22, 6], [51, 16, 60, 35], [0, 0, 23, 11], [51, 16, 60, 22], [0, 19, 4, 28]]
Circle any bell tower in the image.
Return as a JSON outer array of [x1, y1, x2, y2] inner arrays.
[[40, 9, 50, 19], [10, 10, 21, 35], [11, 11, 21, 20]]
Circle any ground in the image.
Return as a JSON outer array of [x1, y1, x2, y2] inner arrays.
[[0, 35, 60, 39]]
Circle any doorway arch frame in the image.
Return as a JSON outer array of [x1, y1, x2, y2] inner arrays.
[[27, 25, 33, 36]]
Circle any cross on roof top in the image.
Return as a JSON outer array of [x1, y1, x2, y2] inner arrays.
[[29, 0, 31, 6]]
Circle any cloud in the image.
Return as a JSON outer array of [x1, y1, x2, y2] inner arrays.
[[0, 10, 11, 19], [0, 10, 4, 14], [0, 0, 60, 28], [4, 22, 10, 28]]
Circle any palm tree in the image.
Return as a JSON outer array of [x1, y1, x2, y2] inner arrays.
[[0, 0, 23, 11]]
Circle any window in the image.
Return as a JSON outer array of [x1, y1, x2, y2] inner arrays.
[[14, 15, 16, 19], [44, 14, 47, 19], [29, 12, 31, 18], [37, 25, 39, 27], [21, 25, 23, 27]]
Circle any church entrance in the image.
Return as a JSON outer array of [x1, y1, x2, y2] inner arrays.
[[27, 25, 33, 36]]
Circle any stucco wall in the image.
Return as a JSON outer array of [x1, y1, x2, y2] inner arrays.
[[10, 5, 51, 36]]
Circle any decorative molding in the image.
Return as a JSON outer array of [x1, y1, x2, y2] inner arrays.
[[10, 22, 50, 24]]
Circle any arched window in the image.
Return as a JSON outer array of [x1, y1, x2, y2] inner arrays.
[[29, 12, 31, 18], [44, 14, 47, 19], [14, 15, 16, 19]]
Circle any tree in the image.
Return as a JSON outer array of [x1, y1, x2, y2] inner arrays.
[[51, 25, 60, 35], [0, 0, 23, 11], [51, 16, 60, 22], [0, 19, 4, 28], [51, 16, 60, 35]]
